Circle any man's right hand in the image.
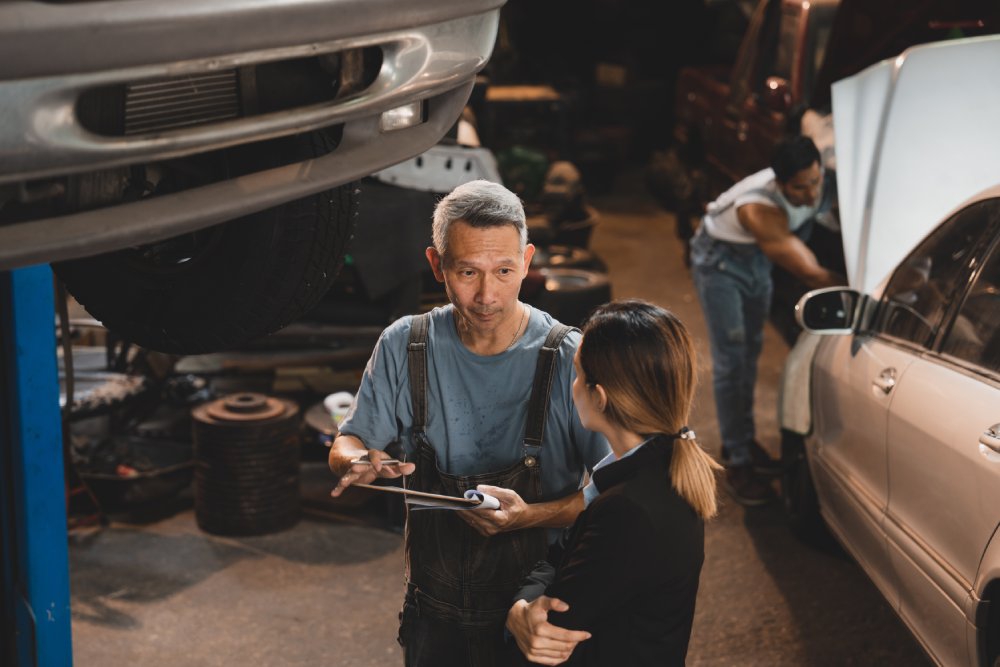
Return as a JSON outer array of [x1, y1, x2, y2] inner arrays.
[[506, 596, 590, 666], [738, 203, 843, 289], [329, 436, 415, 497]]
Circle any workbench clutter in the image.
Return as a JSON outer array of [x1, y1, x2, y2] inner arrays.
[[191, 392, 301, 536]]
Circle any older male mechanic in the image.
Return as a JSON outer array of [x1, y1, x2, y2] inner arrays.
[[328, 179, 609, 667], [690, 136, 842, 506]]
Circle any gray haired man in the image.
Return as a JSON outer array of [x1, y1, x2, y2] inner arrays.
[[328, 180, 609, 666]]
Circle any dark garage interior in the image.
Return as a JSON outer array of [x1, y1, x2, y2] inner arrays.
[[4, 1, 1000, 665]]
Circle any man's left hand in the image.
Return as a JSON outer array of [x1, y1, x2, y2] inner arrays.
[[457, 484, 529, 536]]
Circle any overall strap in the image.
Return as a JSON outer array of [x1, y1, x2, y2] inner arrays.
[[523, 323, 577, 453], [407, 313, 431, 434]]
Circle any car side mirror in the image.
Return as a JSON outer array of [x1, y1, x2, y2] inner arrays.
[[795, 287, 860, 334], [763, 76, 791, 114]]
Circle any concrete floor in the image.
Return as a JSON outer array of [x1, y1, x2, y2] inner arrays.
[[71, 487, 407, 667], [69, 174, 930, 666]]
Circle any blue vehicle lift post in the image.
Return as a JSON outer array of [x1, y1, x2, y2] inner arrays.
[[1, 265, 74, 666]]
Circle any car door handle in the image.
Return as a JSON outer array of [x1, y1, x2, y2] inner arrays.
[[872, 368, 897, 395], [981, 424, 1000, 454]]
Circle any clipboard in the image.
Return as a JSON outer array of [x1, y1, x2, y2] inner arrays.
[[353, 483, 500, 510]]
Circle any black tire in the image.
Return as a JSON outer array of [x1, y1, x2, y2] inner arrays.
[[781, 428, 833, 547], [54, 132, 357, 354], [531, 245, 606, 272], [526, 268, 612, 328]]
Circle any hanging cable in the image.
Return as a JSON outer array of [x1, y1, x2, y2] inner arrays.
[[54, 277, 104, 527]]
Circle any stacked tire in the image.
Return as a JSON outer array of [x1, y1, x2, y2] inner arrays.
[[526, 268, 612, 329], [192, 393, 300, 536]]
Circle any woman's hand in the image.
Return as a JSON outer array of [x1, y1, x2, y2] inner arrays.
[[506, 596, 591, 666]]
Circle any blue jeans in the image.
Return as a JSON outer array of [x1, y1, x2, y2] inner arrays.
[[690, 228, 772, 467]]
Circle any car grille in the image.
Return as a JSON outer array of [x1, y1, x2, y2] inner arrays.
[[123, 71, 240, 135]]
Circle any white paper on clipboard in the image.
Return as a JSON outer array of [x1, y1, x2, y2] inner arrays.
[[353, 484, 500, 511]]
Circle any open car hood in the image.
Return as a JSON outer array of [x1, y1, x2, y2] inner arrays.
[[832, 34, 1000, 295]]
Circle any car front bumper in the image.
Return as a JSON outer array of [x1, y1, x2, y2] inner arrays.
[[0, 0, 503, 269]]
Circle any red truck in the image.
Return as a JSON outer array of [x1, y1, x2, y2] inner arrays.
[[674, 0, 1000, 197], [674, 0, 838, 192], [669, 0, 998, 341]]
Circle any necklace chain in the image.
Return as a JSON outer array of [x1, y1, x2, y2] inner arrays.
[[504, 303, 527, 352]]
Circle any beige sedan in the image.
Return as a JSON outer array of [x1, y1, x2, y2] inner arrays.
[[779, 34, 1000, 667]]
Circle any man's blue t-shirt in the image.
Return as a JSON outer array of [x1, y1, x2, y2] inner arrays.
[[339, 304, 610, 502]]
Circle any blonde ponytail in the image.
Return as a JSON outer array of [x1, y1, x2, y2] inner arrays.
[[579, 300, 722, 520], [670, 434, 723, 520]]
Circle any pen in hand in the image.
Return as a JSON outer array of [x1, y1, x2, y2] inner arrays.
[[350, 457, 402, 467]]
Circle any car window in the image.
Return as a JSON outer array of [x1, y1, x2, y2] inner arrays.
[[941, 226, 1000, 374], [741, 0, 782, 105], [875, 200, 996, 347], [803, 4, 835, 97], [772, 8, 798, 83]]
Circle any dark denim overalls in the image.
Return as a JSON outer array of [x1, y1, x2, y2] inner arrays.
[[398, 312, 575, 667]]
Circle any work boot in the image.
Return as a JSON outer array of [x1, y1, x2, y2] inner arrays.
[[723, 465, 775, 507], [749, 440, 783, 477]]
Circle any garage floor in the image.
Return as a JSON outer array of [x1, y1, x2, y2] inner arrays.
[[69, 173, 929, 666]]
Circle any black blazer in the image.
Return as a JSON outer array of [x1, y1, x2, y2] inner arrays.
[[512, 435, 704, 666]]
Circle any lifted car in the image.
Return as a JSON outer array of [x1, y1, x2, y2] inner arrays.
[[0, 0, 503, 353]]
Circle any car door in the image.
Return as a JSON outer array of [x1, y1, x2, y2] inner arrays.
[[722, 0, 796, 180], [715, 0, 772, 181], [810, 200, 995, 614], [809, 327, 911, 606], [737, 1, 837, 181], [882, 199, 1000, 666]]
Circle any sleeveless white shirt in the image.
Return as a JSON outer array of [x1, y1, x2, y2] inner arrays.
[[702, 167, 820, 244]]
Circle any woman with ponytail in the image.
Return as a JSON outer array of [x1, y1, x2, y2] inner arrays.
[[506, 299, 721, 666]]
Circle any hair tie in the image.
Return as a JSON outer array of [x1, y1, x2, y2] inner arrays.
[[671, 426, 696, 441]]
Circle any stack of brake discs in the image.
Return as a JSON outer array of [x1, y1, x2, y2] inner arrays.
[[191, 392, 300, 536]]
